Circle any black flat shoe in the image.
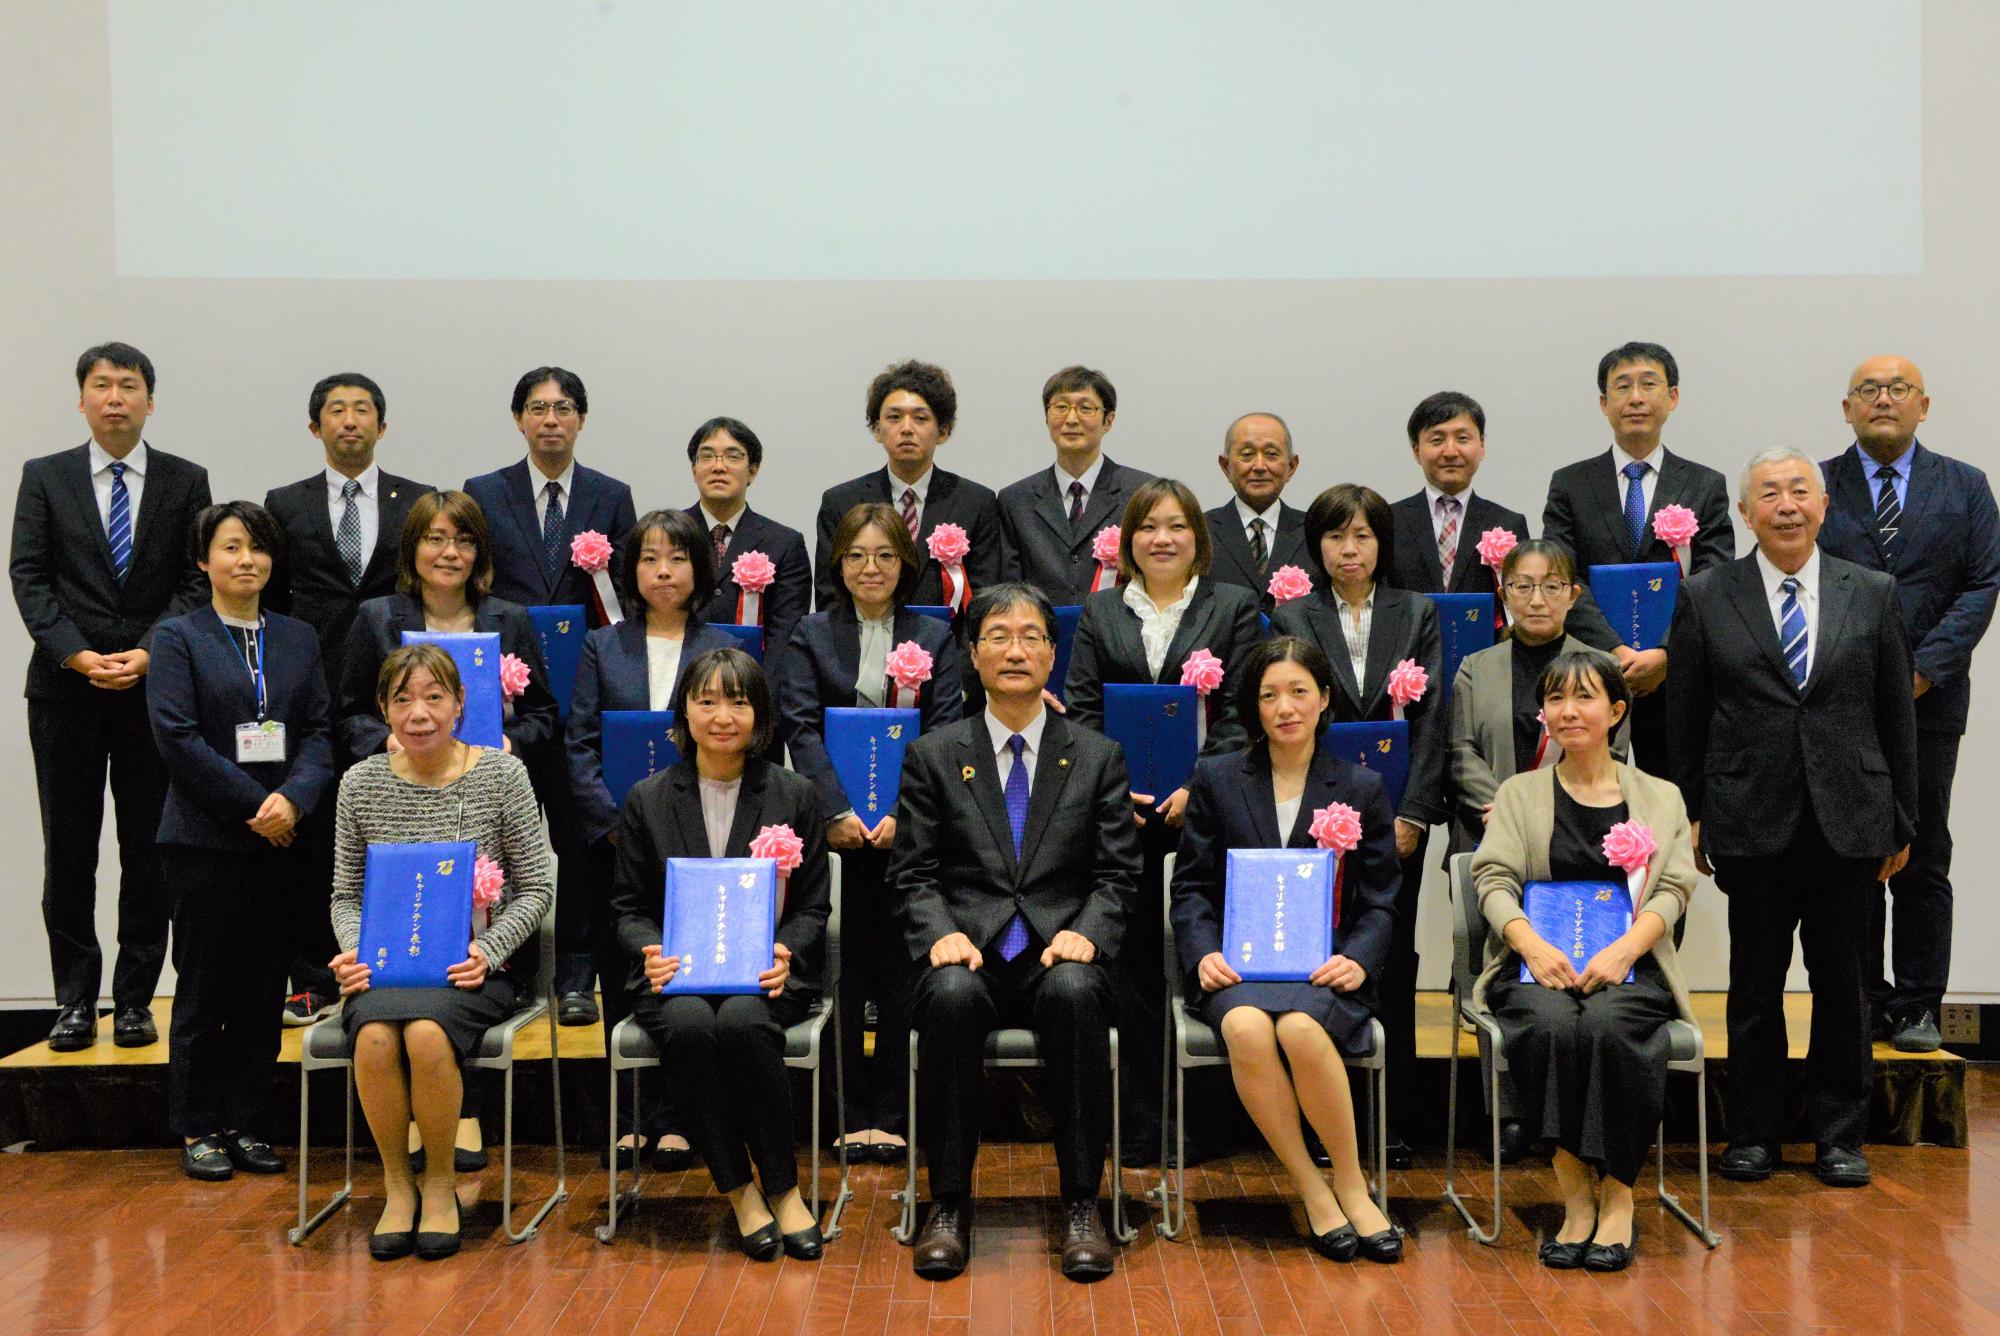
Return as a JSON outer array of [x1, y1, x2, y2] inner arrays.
[[652, 1140, 696, 1172], [781, 1223, 825, 1260], [1309, 1222, 1358, 1262], [371, 1195, 417, 1262], [1356, 1228, 1403, 1263], [47, 1004, 96, 1052], [833, 1141, 873, 1165], [739, 1221, 782, 1262], [1583, 1222, 1636, 1273], [222, 1131, 284, 1175], [1495, 1119, 1531, 1166], [414, 1194, 462, 1261], [868, 1142, 906, 1165], [180, 1135, 233, 1182], [602, 1136, 649, 1171], [1539, 1238, 1588, 1270]]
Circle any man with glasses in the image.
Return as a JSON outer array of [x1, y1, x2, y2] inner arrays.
[[997, 366, 1154, 604], [683, 415, 811, 670], [1207, 412, 1307, 610], [1817, 356, 1999, 1053]]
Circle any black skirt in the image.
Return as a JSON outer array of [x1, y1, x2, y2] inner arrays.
[[341, 973, 523, 1063]]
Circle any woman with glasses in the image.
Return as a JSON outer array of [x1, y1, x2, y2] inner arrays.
[[774, 502, 964, 1163]]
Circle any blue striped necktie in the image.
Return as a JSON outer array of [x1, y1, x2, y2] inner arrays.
[[996, 734, 1031, 961], [107, 461, 132, 583], [1779, 576, 1808, 688]]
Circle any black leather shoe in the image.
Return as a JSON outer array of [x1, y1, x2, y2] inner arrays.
[[1583, 1222, 1636, 1272], [781, 1223, 825, 1260], [112, 1005, 157, 1048], [181, 1135, 234, 1182], [222, 1131, 283, 1174], [1496, 1119, 1531, 1165], [414, 1194, 462, 1260], [1305, 1128, 1332, 1168], [1815, 1145, 1871, 1188], [1717, 1142, 1776, 1182], [370, 1196, 416, 1261], [912, 1200, 972, 1279], [653, 1139, 696, 1172], [1893, 1011, 1942, 1053], [868, 1142, 906, 1166], [557, 991, 600, 1026], [1384, 1134, 1414, 1171], [739, 1221, 782, 1262], [1539, 1237, 1588, 1269], [1309, 1222, 1358, 1262], [47, 1004, 96, 1052], [834, 1140, 873, 1165], [1356, 1228, 1403, 1263], [1059, 1198, 1113, 1281]]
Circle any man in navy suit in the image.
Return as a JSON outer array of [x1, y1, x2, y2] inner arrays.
[[684, 415, 812, 670], [1206, 412, 1307, 610], [1818, 356, 1999, 1052], [9, 343, 211, 1051]]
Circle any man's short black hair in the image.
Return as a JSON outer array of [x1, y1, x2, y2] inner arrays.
[[686, 416, 765, 470], [309, 373, 386, 425], [965, 580, 1055, 641], [511, 366, 588, 417], [1040, 365, 1116, 415], [1596, 342, 1679, 393], [1406, 390, 1485, 445], [188, 499, 286, 567], [76, 342, 155, 395], [866, 360, 957, 435]]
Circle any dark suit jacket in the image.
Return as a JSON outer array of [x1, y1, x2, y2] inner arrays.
[[1063, 579, 1265, 761], [890, 710, 1142, 964], [1384, 490, 1530, 596], [462, 460, 636, 626], [333, 593, 559, 767], [774, 603, 965, 820], [263, 469, 433, 695], [1205, 500, 1307, 610], [565, 617, 739, 846], [147, 607, 335, 851], [1664, 552, 1918, 861], [1270, 587, 1449, 827], [686, 504, 812, 668], [996, 457, 1156, 604], [10, 443, 212, 697], [607, 758, 830, 999], [1819, 442, 2000, 736], [813, 467, 1004, 610]]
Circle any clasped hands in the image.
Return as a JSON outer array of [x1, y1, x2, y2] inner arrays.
[[644, 941, 792, 998], [928, 928, 1096, 972], [329, 941, 491, 996], [827, 813, 897, 851], [1197, 951, 1365, 994], [69, 647, 149, 691], [1516, 930, 1637, 995], [247, 792, 299, 847]]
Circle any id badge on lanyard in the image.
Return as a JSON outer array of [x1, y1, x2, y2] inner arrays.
[[233, 621, 287, 764]]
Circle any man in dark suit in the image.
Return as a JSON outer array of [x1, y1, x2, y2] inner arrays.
[[684, 415, 812, 669], [1543, 342, 1735, 775], [1206, 411, 1306, 609], [1818, 355, 1999, 1053], [9, 343, 211, 1051], [263, 373, 433, 1025], [892, 582, 1142, 1282], [997, 366, 1155, 604], [814, 360, 1003, 612], [1667, 447, 1917, 1189]]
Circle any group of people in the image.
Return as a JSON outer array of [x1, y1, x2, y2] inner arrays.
[[10, 338, 1993, 1276]]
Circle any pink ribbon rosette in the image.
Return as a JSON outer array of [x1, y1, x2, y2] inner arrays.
[[1267, 563, 1312, 606], [498, 652, 531, 702], [1601, 820, 1657, 908], [731, 550, 778, 627], [472, 853, 505, 931], [1476, 527, 1518, 629], [1179, 646, 1226, 748], [569, 530, 622, 626], [885, 639, 934, 710], [1652, 504, 1698, 575], [750, 822, 805, 917], [1531, 708, 1562, 770], [1310, 801, 1364, 927], [1386, 658, 1428, 722], [1089, 525, 1122, 593], [926, 523, 973, 613]]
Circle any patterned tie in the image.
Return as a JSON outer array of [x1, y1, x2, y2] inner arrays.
[[541, 481, 565, 580], [1780, 576, 1809, 689], [712, 523, 731, 570], [1622, 460, 1650, 558], [900, 487, 920, 540], [1249, 517, 1269, 579], [1067, 480, 1087, 525], [1874, 464, 1902, 554], [996, 734, 1031, 961], [1436, 494, 1461, 584], [336, 479, 364, 586], [107, 461, 132, 583]]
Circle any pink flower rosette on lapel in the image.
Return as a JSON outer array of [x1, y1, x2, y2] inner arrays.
[[569, 530, 622, 625], [1652, 504, 1698, 575], [1267, 564, 1312, 605], [731, 550, 778, 626], [1089, 525, 1122, 593], [750, 822, 805, 917], [1310, 801, 1364, 927], [472, 853, 505, 931], [1475, 527, 1518, 629], [1179, 647, 1226, 748], [1385, 658, 1428, 722], [1601, 820, 1657, 907], [926, 523, 973, 612], [885, 639, 935, 710], [498, 653, 531, 701]]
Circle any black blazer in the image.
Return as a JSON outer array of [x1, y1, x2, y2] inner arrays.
[[813, 468, 1004, 610], [686, 504, 813, 669], [10, 443, 212, 698], [1170, 743, 1402, 1006], [996, 457, 1156, 604], [1819, 442, 2000, 736], [1204, 500, 1307, 610], [263, 469, 433, 694], [1063, 579, 1265, 762], [890, 710, 1142, 964], [1270, 587, 1449, 827], [1664, 552, 1918, 861], [607, 758, 830, 999], [565, 616, 739, 846], [462, 460, 637, 626], [147, 607, 335, 851], [1384, 490, 1530, 596], [774, 603, 965, 820], [333, 593, 559, 767]]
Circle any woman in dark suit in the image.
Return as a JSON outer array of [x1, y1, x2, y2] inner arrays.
[[149, 501, 335, 1182], [1271, 482, 1445, 1166], [609, 647, 832, 1261], [774, 501, 964, 1163], [1171, 636, 1402, 1261]]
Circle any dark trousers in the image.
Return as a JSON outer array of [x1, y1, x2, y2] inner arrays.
[[912, 953, 1114, 1201], [836, 846, 913, 1135], [555, 824, 602, 996], [29, 690, 171, 1010], [286, 814, 339, 997], [1716, 812, 1876, 1152], [1378, 829, 1429, 1133], [1625, 690, 1670, 779], [164, 844, 290, 1138], [1113, 823, 1171, 1144], [1868, 728, 1959, 1020], [632, 987, 809, 1196]]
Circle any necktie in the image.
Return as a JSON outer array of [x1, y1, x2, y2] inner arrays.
[[1780, 576, 1809, 689], [1622, 460, 1649, 558], [1249, 517, 1269, 578], [336, 479, 364, 586], [541, 481, 565, 579], [1067, 480, 1087, 525], [996, 734, 1031, 961], [1436, 495, 1461, 584], [900, 487, 920, 540], [712, 523, 732, 570], [107, 461, 132, 583], [1874, 465, 1902, 554]]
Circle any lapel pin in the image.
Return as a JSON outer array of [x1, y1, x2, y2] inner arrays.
[[962, 765, 976, 781], [1058, 758, 1069, 768]]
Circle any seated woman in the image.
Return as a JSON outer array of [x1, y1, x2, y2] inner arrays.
[[1470, 647, 1697, 1272], [774, 501, 963, 1164], [328, 645, 554, 1261], [608, 648, 832, 1261], [1170, 636, 1403, 1262]]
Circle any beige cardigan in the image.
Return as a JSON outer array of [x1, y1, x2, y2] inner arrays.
[[1467, 763, 1697, 1022]]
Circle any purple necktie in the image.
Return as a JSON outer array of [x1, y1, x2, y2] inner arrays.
[[996, 734, 1031, 960]]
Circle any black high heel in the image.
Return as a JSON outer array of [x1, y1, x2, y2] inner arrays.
[[781, 1222, 825, 1260], [739, 1220, 782, 1262], [370, 1190, 417, 1262]]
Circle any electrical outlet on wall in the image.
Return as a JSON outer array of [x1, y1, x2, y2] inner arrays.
[[1940, 1004, 1980, 1044]]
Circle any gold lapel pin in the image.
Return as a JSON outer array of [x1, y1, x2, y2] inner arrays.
[[961, 765, 976, 781], [1058, 758, 1070, 768]]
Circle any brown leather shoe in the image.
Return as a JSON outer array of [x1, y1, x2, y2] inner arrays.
[[1059, 1198, 1113, 1281], [912, 1200, 971, 1279]]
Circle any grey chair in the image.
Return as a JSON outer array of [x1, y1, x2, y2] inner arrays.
[[1150, 852, 1388, 1240], [289, 905, 568, 1245], [1441, 851, 1718, 1247], [596, 855, 851, 1244]]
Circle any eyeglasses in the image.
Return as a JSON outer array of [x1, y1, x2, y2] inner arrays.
[[1605, 377, 1667, 399], [694, 447, 750, 466], [976, 631, 1053, 650], [419, 533, 479, 552], [523, 400, 578, 419], [1504, 579, 1572, 599], [1849, 380, 1921, 404], [840, 549, 901, 568], [1047, 400, 1105, 421]]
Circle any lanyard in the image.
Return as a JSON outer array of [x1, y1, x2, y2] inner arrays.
[[238, 618, 268, 721]]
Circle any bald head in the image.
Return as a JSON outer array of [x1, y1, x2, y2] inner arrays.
[[1843, 354, 1929, 463]]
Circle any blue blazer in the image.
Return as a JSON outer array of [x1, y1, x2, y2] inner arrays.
[[566, 617, 739, 845], [148, 607, 335, 851], [773, 602, 965, 820], [1819, 442, 2000, 736], [685, 503, 813, 669], [463, 460, 637, 627]]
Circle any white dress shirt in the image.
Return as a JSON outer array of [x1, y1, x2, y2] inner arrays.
[[1423, 482, 1473, 545], [645, 634, 684, 712], [1052, 455, 1107, 516], [1122, 576, 1200, 680], [1337, 586, 1376, 692], [88, 440, 148, 534], [1609, 446, 1661, 520], [985, 705, 1049, 788], [1755, 546, 1821, 682], [1231, 496, 1281, 551], [699, 499, 748, 536], [698, 774, 742, 859], [530, 459, 577, 529], [885, 465, 934, 534], [326, 463, 381, 570]]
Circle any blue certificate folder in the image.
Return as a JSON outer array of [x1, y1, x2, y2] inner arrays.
[[602, 710, 681, 808], [1223, 849, 1337, 981], [525, 604, 586, 718], [824, 707, 920, 822], [1426, 593, 1496, 700], [1588, 562, 1680, 651], [1048, 605, 1084, 704], [660, 858, 778, 995], [358, 841, 476, 988], [399, 631, 504, 748], [1104, 683, 1200, 799], [1520, 881, 1634, 984], [909, 605, 953, 626], [710, 623, 764, 662], [1321, 720, 1410, 812]]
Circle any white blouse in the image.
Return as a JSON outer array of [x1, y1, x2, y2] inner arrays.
[[697, 775, 741, 858], [646, 634, 684, 712], [1122, 575, 1200, 680], [1274, 794, 1303, 845]]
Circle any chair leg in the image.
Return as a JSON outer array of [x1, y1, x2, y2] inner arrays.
[[1109, 1027, 1134, 1244], [893, 1029, 920, 1243], [597, 1048, 637, 1244], [1441, 1003, 1503, 1244], [821, 997, 853, 1242], [499, 1037, 569, 1244], [1155, 1059, 1189, 1240], [1371, 1063, 1389, 1220], [1656, 1065, 1721, 1248], [289, 1061, 355, 1245]]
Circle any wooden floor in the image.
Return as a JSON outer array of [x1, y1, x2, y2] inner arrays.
[[1, 1068, 1996, 1335]]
